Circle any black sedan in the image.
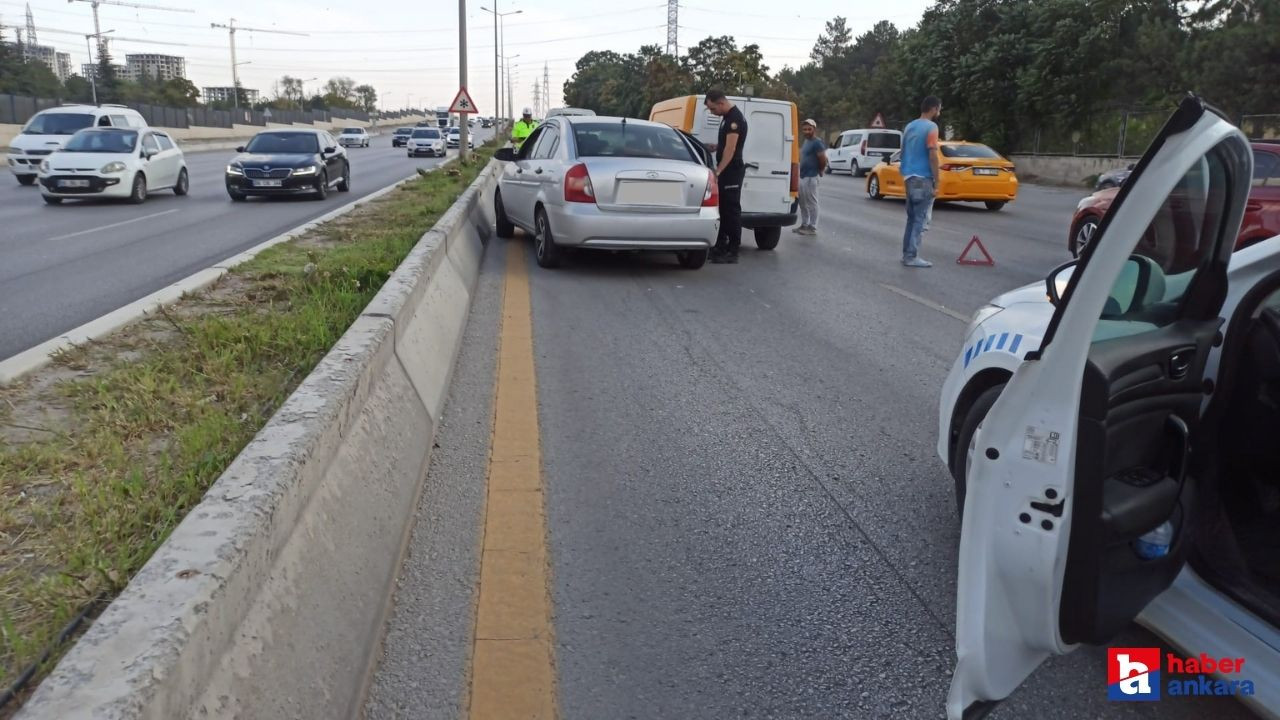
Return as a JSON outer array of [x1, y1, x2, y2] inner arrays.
[[392, 127, 413, 147], [225, 129, 350, 201]]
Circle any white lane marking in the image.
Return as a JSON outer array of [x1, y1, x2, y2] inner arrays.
[[879, 283, 968, 322], [44, 209, 180, 242]]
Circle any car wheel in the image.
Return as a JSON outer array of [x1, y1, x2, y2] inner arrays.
[[984, 201, 1006, 212], [314, 171, 329, 201], [754, 227, 781, 250], [533, 208, 561, 268], [495, 191, 516, 239], [17, 175, 36, 186], [173, 168, 189, 196], [129, 172, 147, 204], [42, 195, 62, 205], [337, 164, 351, 192], [867, 175, 883, 199], [677, 249, 708, 269], [228, 188, 246, 202], [852, 161, 864, 178], [1072, 216, 1099, 257], [951, 383, 1005, 516]]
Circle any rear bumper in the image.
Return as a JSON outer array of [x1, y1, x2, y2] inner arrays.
[[742, 210, 798, 229], [546, 203, 719, 250]]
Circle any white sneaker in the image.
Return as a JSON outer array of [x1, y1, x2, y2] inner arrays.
[[903, 257, 933, 268]]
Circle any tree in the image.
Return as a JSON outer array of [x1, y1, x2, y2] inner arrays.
[[682, 36, 771, 94], [158, 77, 200, 107], [95, 45, 121, 103], [811, 16, 852, 63], [354, 84, 378, 113], [323, 76, 356, 108], [276, 75, 305, 108]]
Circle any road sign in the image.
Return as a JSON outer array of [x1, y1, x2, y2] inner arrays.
[[870, 112, 886, 129], [449, 87, 479, 115]]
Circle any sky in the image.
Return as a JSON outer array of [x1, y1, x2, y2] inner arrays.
[[3, 0, 934, 113]]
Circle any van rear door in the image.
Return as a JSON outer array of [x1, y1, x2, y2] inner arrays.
[[739, 99, 794, 222]]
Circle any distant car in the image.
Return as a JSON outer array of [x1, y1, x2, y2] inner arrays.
[[492, 116, 719, 269], [225, 129, 350, 202], [416, 120, 433, 127], [37, 127, 188, 204], [446, 127, 473, 149], [1069, 140, 1280, 256], [391, 127, 414, 147], [481, 117, 493, 129], [338, 127, 370, 148], [1095, 162, 1134, 190], [407, 127, 445, 157], [866, 141, 1018, 211]]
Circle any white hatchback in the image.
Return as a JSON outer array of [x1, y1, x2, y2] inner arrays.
[[338, 127, 370, 148], [939, 96, 1280, 719], [38, 127, 188, 205]]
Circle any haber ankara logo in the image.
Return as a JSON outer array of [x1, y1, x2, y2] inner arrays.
[[1108, 648, 1161, 701]]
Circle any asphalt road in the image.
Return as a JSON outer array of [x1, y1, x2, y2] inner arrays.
[[0, 127, 491, 361], [368, 176, 1257, 719]]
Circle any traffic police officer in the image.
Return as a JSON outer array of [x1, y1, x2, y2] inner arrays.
[[512, 107, 538, 151], [704, 90, 747, 264]]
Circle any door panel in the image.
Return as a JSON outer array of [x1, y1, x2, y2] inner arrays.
[[504, 127, 545, 228], [740, 103, 792, 217]]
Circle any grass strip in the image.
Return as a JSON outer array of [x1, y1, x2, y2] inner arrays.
[[0, 143, 495, 710]]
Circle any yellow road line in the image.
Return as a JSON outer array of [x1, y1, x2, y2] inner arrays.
[[469, 238, 557, 720]]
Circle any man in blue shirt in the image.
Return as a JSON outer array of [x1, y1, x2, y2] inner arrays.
[[899, 96, 942, 267], [795, 118, 828, 235]]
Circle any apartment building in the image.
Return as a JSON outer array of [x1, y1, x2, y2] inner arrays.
[[202, 86, 260, 105], [126, 54, 186, 82]]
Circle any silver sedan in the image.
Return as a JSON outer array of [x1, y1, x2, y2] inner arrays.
[[493, 116, 720, 269]]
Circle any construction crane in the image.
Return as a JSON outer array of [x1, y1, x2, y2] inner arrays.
[[209, 19, 308, 111], [69, 0, 193, 57]]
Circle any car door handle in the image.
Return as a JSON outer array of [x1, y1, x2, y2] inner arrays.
[[1246, 201, 1263, 212], [517, 168, 524, 174], [744, 162, 760, 169], [535, 168, 543, 174], [771, 170, 789, 175]]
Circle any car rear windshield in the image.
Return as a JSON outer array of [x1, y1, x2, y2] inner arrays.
[[245, 132, 320, 154], [412, 129, 440, 138], [341, 128, 362, 134], [61, 129, 138, 153], [868, 132, 900, 149], [395, 128, 413, 134], [572, 123, 694, 161], [23, 113, 95, 135], [941, 144, 1000, 159]]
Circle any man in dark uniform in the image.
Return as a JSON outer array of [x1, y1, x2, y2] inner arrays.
[[704, 89, 748, 264]]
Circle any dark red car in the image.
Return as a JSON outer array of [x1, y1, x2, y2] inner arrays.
[[1070, 140, 1280, 256]]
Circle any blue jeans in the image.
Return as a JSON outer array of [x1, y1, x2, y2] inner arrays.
[[902, 176, 935, 260]]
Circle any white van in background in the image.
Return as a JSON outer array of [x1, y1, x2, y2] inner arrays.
[[7, 104, 148, 185], [828, 128, 902, 177], [651, 94, 798, 249]]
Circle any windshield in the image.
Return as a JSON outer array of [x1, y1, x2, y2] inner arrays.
[[61, 129, 139, 153], [449, 128, 460, 135], [395, 128, 413, 135], [341, 128, 362, 134], [941, 144, 1000, 159], [572, 122, 696, 162], [412, 129, 440, 139], [244, 132, 320, 154], [23, 113, 95, 136]]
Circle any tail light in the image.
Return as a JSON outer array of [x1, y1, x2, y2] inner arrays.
[[702, 173, 719, 207], [940, 164, 968, 172], [564, 163, 595, 203], [790, 162, 799, 194], [1004, 165, 1016, 173], [860, 139, 867, 156]]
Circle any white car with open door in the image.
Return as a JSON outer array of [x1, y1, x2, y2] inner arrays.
[[945, 95, 1280, 719]]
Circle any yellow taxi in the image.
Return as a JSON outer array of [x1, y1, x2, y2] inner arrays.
[[865, 141, 1018, 211]]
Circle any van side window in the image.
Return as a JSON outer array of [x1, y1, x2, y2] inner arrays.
[[111, 115, 131, 127], [846, 133, 863, 148]]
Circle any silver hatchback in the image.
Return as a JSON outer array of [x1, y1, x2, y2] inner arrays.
[[493, 116, 720, 269]]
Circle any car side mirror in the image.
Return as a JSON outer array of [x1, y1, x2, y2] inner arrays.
[[494, 147, 516, 162], [324, 146, 337, 154], [1046, 261, 1078, 306], [236, 146, 246, 153]]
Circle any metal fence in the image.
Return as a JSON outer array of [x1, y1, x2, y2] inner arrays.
[[1015, 108, 1278, 158], [2, 93, 388, 130]]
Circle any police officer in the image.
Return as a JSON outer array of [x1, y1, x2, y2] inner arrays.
[[511, 107, 538, 151], [703, 90, 747, 264]]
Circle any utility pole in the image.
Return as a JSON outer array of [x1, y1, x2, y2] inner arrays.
[[481, 6, 521, 131], [68, 1, 194, 57], [84, 29, 114, 105], [666, 0, 678, 57], [542, 62, 549, 114], [531, 81, 541, 118], [210, 19, 307, 111], [458, 0, 469, 160]]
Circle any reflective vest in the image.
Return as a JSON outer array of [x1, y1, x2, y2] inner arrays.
[[512, 119, 538, 148]]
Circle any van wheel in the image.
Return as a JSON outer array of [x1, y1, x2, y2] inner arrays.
[[951, 384, 1005, 516], [754, 227, 781, 251], [495, 191, 515, 238], [867, 175, 883, 200], [853, 161, 865, 177]]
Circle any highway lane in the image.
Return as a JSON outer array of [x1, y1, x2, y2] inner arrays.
[[368, 180, 1253, 719], [0, 127, 492, 361]]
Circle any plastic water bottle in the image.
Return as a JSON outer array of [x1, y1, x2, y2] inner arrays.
[[1134, 521, 1174, 559]]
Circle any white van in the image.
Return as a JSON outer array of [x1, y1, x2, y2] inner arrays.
[[7, 104, 148, 185], [828, 128, 902, 177], [651, 94, 798, 249]]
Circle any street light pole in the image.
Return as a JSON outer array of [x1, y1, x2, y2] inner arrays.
[[84, 29, 114, 106], [458, 0, 469, 160], [481, 7, 521, 129]]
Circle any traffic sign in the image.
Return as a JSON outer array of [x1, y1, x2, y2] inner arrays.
[[449, 87, 479, 115], [870, 112, 886, 129]]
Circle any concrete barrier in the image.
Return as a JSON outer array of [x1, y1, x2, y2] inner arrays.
[[1010, 153, 1135, 188], [16, 160, 500, 720]]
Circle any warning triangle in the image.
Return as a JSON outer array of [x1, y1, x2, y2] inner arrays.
[[957, 235, 995, 266], [449, 87, 479, 114]]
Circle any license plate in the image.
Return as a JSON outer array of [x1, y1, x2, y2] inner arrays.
[[58, 179, 90, 188], [253, 179, 283, 187], [616, 181, 683, 206], [974, 167, 999, 176]]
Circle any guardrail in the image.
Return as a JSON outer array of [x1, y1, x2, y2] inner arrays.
[[0, 93, 419, 129], [16, 161, 499, 720]]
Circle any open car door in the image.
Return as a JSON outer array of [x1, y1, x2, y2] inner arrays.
[[948, 95, 1254, 719]]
